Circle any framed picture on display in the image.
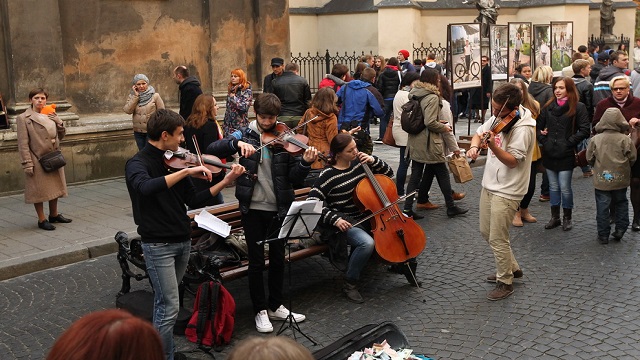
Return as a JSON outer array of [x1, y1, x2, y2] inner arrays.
[[489, 24, 508, 80], [533, 24, 551, 69], [448, 23, 482, 89], [507, 22, 532, 79], [550, 21, 573, 73]]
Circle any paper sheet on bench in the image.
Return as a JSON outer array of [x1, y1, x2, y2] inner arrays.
[[195, 210, 231, 238], [278, 199, 323, 239]]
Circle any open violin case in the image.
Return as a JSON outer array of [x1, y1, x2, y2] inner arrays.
[[312, 321, 410, 360]]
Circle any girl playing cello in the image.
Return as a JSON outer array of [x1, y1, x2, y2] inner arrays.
[[308, 134, 420, 304]]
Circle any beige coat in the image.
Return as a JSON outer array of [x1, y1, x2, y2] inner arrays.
[[16, 108, 68, 203], [123, 92, 164, 133]]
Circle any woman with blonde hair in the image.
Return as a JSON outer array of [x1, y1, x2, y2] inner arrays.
[[528, 65, 554, 201], [227, 336, 314, 360], [538, 77, 590, 231], [123, 74, 165, 150], [510, 78, 541, 226], [185, 94, 225, 206], [223, 68, 253, 135]]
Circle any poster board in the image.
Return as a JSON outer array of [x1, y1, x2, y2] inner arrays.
[[489, 24, 508, 80], [507, 22, 532, 79], [448, 23, 482, 90], [550, 21, 573, 74], [533, 24, 551, 69]]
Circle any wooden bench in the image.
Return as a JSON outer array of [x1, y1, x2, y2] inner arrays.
[[115, 187, 329, 296]]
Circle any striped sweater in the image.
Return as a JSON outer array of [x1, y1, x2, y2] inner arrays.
[[308, 156, 394, 227]]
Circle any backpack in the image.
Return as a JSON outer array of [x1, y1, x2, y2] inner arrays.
[[185, 280, 236, 353], [400, 94, 429, 134]]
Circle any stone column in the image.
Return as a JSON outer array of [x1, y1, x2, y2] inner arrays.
[[2, 0, 77, 125]]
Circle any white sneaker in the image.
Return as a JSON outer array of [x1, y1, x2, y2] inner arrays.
[[267, 305, 306, 323], [255, 310, 273, 333]]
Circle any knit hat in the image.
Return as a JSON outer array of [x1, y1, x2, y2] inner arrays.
[[398, 49, 410, 59], [132, 74, 149, 85]]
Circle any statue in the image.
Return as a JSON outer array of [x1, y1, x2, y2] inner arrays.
[[600, 0, 616, 37], [463, 0, 499, 39]]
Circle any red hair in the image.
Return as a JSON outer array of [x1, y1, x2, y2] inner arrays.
[[544, 77, 579, 117], [46, 309, 164, 360], [228, 68, 250, 92]]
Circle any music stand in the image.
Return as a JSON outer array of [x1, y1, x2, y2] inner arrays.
[[259, 200, 322, 344]]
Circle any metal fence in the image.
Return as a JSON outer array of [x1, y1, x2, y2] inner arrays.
[[291, 50, 376, 92], [293, 44, 451, 92], [588, 34, 630, 52]]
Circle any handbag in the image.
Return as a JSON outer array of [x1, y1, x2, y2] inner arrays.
[[571, 114, 588, 168], [381, 118, 397, 147], [448, 153, 473, 183], [39, 150, 66, 172]]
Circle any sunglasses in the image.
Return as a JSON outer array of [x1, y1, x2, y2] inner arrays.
[[612, 87, 629, 91]]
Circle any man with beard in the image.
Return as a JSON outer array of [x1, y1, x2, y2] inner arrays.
[[173, 66, 202, 120]]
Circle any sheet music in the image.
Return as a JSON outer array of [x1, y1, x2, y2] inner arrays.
[[194, 210, 231, 238], [278, 199, 323, 239]]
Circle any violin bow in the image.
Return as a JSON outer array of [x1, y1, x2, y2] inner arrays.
[[191, 135, 209, 181]]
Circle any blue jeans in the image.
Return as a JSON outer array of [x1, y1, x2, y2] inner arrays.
[[134, 131, 148, 150], [379, 99, 394, 139], [142, 241, 191, 360], [344, 226, 375, 282], [595, 188, 629, 236], [396, 147, 410, 196], [546, 169, 574, 208]]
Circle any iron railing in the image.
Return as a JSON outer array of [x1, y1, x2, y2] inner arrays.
[[291, 50, 376, 92], [588, 34, 630, 52]]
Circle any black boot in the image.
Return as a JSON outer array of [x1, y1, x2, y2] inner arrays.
[[545, 206, 561, 229], [632, 215, 640, 232], [562, 208, 572, 231]]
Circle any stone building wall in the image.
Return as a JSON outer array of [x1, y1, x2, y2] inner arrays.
[[0, 0, 290, 195]]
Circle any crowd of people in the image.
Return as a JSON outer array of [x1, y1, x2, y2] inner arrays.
[[23, 41, 640, 359]]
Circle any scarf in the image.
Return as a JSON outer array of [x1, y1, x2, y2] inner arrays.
[[385, 65, 399, 71], [130, 74, 156, 107], [615, 96, 628, 108], [556, 97, 568, 107]]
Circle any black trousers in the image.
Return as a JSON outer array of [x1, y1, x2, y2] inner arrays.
[[241, 209, 285, 314]]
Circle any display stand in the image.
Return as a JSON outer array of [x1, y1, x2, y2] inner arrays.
[[259, 201, 322, 344]]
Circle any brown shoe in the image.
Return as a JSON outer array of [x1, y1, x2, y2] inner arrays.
[[520, 208, 537, 223], [512, 210, 523, 227], [486, 269, 523, 283], [452, 192, 466, 201], [487, 282, 514, 301], [416, 202, 440, 210]]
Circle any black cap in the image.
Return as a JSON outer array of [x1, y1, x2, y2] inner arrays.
[[271, 57, 284, 66], [598, 51, 610, 61]]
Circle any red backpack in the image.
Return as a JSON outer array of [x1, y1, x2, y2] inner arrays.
[[185, 280, 236, 352]]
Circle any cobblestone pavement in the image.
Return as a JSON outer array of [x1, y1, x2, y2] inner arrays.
[[3, 120, 640, 359]]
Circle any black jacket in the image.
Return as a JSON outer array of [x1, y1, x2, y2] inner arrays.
[[528, 81, 554, 108], [178, 76, 202, 120], [263, 72, 279, 93], [272, 72, 312, 116], [206, 125, 311, 217], [125, 144, 214, 243], [572, 75, 594, 122], [537, 101, 590, 171], [376, 67, 401, 99]]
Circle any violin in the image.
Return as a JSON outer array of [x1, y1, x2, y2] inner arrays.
[[480, 107, 519, 148], [163, 147, 256, 180], [353, 162, 426, 263], [257, 122, 329, 162]]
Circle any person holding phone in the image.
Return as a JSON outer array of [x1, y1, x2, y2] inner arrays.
[[123, 74, 165, 150]]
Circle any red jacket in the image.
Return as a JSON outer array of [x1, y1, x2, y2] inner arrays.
[[592, 95, 640, 135]]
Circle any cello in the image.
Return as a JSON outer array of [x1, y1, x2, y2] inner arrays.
[[353, 162, 426, 263]]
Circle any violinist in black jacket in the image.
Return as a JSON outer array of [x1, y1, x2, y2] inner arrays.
[[207, 93, 318, 334]]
